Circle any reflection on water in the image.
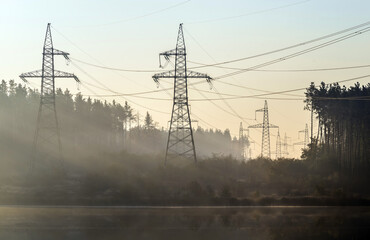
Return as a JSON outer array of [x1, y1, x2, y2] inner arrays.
[[0, 206, 369, 239]]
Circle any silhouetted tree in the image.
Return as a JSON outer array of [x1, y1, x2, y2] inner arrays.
[[304, 82, 370, 173], [144, 111, 154, 130]]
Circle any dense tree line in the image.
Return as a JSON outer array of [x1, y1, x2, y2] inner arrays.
[[304, 82, 370, 172], [0, 80, 243, 162], [1, 80, 369, 206]]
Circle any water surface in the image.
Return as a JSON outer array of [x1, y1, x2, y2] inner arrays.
[[0, 206, 369, 239]]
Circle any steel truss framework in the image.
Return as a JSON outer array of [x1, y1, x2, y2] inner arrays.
[[294, 123, 309, 149], [249, 100, 278, 158], [20, 23, 79, 170], [275, 130, 282, 159], [153, 24, 212, 164], [282, 132, 290, 156], [239, 122, 249, 160]]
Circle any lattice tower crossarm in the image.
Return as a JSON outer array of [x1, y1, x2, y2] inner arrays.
[[248, 100, 278, 158], [19, 23, 79, 171], [152, 23, 212, 164]]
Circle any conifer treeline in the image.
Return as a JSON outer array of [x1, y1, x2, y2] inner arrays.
[[305, 82, 370, 172], [0, 80, 242, 159]]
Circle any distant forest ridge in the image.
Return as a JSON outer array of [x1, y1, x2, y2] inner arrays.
[[0, 79, 245, 160]]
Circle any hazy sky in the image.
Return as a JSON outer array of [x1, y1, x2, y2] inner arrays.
[[1, 0, 369, 158]]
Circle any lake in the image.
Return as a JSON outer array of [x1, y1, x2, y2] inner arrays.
[[0, 206, 369, 239]]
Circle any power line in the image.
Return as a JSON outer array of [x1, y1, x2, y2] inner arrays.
[[192, 74, 370, 101], [71, 55, 370, 74], [66, 0, 191, 28], [72, 61, 169, 115], [79, 83, 293, 98], [186, 0, 311, 24], [191, 111, 219, 130], [80, 82, 100, 97], [75, 55, 363, 100], [214, 27, 370, 80], [189, 63, 370, 72], [191, 107, 262, 147], [71, 72, 370, 102], [191, 84, 254, 122], [52, 26, 155, 92], [71, 57, 160, 73], [185, 25, 294, 141], [53, 21, 370, 74], [51, 23, 368, 125], [69, 59, 174, 96], [184, 27, 255, 126], [191, 110, 262, 150], [81, 92, 304, 101], [181, 30, 271, 141], [55, 21, 370, 92], [216, 80, 303, 97], [81, 80, 171, 96], [187, 21, 370, 69], [50, 22, 370, 143]]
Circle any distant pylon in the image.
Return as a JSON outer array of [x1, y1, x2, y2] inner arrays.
[[294, 123, 309, 149], [248, 100, 278, 158], [239, 122, 249, 160], [304, 123, 309, 147], [310, 104, 314, 144], [20, 23, 79, 170], [275, 130, 282, 159], [282, 132, 290, 156], [152, 23, 212, 164]]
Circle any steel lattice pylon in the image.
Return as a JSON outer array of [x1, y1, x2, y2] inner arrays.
[[282, 132, 290, 156], [275, 130, 282, 159], [294, 124, 309, 149], [248, 100, 278, 158], [153, 24, 212, 164], [20, 23, 79, 170], [239, 122, 249, 160]]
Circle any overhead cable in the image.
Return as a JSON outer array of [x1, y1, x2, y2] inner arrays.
[[186, 0, 310, 24], [188, 21, 370, 69], [213, 27, 370, 80]]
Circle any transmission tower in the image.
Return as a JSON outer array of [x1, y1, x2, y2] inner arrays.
[[275, 130, 282, 159], [271, 130, 282, 159], [282, 132, 291, 157], [239, 122, 249, 160], [304, 123, 309, 147], [246, 140, 256, 159], [152, 23, 212, 164], [310, 104, 314, 144], [20, 23, 79, 170], [248, 100, 278, 158], [294, 124, 309, 149]]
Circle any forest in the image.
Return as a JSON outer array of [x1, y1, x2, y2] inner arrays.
[[0, 80, 369, 206], [0, 79, 242, 160], [304, 81, 370, 173]]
